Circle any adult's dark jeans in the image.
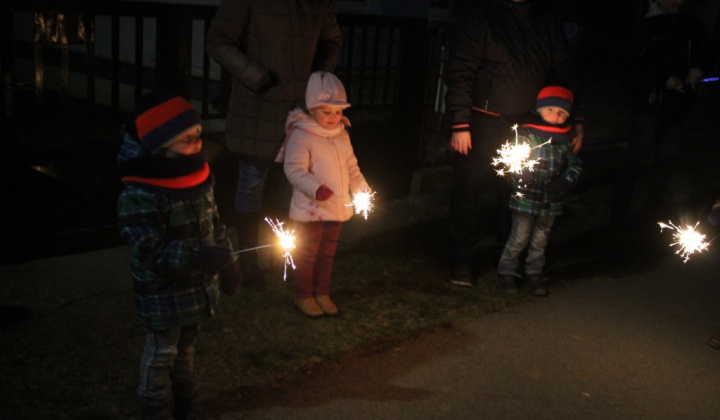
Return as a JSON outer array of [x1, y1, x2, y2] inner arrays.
[[612, 113, 683, 222], [235, 155, 273, 214], [235, 155, 292, 215], [448, 114, 514, 271]]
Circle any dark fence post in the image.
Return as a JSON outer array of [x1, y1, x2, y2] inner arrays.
[[83, 14, 96, 120], [33, 12, 45, 114], [394, 19, 430, 193], [2, 2, 14, 120], [155, 5, 192, 97]]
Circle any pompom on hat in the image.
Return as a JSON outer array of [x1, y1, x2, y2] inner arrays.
[[305, 72, 351, 110], [134, 91, 201, 153], [535, 86, 574, 115]]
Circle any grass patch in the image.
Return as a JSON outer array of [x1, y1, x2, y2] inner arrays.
[[0, 216, 536, 420]]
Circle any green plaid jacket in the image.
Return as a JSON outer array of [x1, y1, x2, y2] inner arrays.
[[508, 129, 582, 217], [117, 133, 230, 330]]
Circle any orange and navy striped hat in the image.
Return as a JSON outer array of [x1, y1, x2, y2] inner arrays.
[[536, 86, 574, 115], [135, 91, 201, 153]]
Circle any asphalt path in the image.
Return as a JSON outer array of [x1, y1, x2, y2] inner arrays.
[[226, 248, 720, 420]]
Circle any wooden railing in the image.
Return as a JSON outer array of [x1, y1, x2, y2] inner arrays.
[[4, 4, 441, 114], [2, 1, 450, 170], [6, 2, 225, 120]]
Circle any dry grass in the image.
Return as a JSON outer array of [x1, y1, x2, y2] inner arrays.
[[0, 215, 538, 420]]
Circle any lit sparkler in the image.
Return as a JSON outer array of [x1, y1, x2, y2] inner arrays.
[[492, 124, 550, 178], [658, 220, 710, 263], [228, 218, 297, 279], [349, 190, 375, 220], [265, 217, 296, 279]]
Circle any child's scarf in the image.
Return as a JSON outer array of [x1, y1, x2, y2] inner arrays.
[[274, 108, 351, 162], [520, 113, 575, 145], [120, 150, 214, 199]]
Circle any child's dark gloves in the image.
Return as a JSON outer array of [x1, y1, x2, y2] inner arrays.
[[708, 201, 720, 226], [547, 177, 571, 194], [519, 169, 535, 185], [219, 263, 243, 296], [709, 210, 720, 226], [315, 185, 334, 201], [197, 245, 234, 274]]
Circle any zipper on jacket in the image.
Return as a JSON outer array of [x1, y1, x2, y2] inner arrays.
[[330, 137, 345, 216]]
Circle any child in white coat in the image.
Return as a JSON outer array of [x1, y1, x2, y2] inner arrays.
[[279, 71, 370, 317]]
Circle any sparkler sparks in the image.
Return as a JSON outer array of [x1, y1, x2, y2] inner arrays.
[[492, 124, 550, 177], [265, 217, 296, 279], [349, 190, 375, 220], [658, 220, 710, 263]]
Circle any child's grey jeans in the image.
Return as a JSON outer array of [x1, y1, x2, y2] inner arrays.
[[138, 323, 201, 414]]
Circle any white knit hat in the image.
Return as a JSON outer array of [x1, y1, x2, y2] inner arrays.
[[305, 72, 351, 110]]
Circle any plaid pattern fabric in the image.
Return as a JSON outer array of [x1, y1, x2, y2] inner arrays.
[[117, 132, 230, 330], [508, 127, 582, 217]]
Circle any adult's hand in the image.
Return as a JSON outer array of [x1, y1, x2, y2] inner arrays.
[[449, 131, 472, 155], [686, 68, 703, 90], [571, 121, 584, 154]]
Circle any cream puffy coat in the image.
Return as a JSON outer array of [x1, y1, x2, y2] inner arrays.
[[283, 109, 369, 222]]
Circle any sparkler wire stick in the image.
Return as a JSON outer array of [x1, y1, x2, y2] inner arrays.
[[657, 220, 710, 263], [264, 217, 296, 280], [229, 244, 273, 255], [228, 218, 297, 280]]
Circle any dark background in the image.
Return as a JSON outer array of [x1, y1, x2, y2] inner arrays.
[[1, 0, 718, 265]]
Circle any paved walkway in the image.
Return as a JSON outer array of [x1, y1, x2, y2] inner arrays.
[[227, 250, 720, 419]]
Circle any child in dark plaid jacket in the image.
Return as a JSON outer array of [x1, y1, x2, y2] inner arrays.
[[496, 86, 582, 297], [117, 91, 242, 420]]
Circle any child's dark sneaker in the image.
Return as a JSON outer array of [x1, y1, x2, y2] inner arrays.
[[497, 275, 518, 295], [527, 275, 549, 297]]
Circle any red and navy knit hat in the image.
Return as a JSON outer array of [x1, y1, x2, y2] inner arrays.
[[135, 91, 201, 153], [535, 86, 574, 115]]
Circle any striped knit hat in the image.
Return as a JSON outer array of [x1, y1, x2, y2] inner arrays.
[[135, 91, 201, 153], [535, 86, 574, 115]]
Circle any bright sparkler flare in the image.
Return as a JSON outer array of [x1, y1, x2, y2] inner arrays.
[[349, 190, 375, 220], [658, 220, 710, 263], [492, 124, 550, 177], [265, 217, 296, 279]]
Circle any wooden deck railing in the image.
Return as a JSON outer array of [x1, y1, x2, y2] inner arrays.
[[3, 1, 450, 171]]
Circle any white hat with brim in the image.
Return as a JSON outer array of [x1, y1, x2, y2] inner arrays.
[[305, 72, 351, 110]]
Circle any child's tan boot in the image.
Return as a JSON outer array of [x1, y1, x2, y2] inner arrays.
[[294, 297, 324, 318], [315, 295, 339, 316]]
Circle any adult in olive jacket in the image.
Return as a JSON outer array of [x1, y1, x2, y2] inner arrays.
[[206, 0, 342, 289]]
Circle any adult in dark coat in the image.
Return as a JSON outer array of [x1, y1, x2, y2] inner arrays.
[[444, 0, 583, 287], [206, 0, 342, 289], [611, 0, 718, 227]]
